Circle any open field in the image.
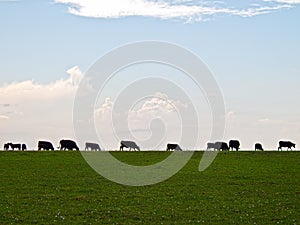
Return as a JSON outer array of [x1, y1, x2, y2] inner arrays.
[[0, 151, 299, 224]]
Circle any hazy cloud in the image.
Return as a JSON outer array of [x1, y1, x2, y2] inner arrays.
[[0, 115, 9, 120], [54, 0, 294, 22], [0, 66, 83, 148]]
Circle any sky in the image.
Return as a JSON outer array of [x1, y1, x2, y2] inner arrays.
[[0, 0, 300, 150]]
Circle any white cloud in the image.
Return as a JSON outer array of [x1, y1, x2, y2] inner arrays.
[[66, 66, 83, 86], [0, 66, 83, 149], [94, 97, 113, 119], [54, 0, 295, 22], [264, 0, 300, 3], [93, 92, 187, 149]]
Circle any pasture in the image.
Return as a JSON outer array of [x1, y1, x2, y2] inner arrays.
[[0, 151, 299, 224]]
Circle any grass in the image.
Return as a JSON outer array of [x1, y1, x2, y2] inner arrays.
[[0, 151, 299, 224]]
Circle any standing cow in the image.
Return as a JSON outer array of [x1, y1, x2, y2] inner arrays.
[[85, 142, 101, 151], [9, 143, 21, 151], [166, 143, 182, 151], [3, 143, 10, 151], [207, 142, 217, 150], [229, 140, 240, 151], [278, 141, 295, 151], [59, 140, 79, 151], [255, 143, 264, 151], [38, 141, 55, 151], [120, 141, 140, 151], [21, 144, 27, 151], [215, 142, 229, 151]]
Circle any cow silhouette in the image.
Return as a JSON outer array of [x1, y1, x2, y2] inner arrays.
[[207, 142, 219, 150], [229, 140, 240, 151], [38, 141, 55, 151], [59, 140, 79, 151], [3, 143, 10, 151], [85, 142, 101, 151], [21, 144, 27, 151], [215, 142, 229, 151], [255, 143, 264, 151], [8, 143, 21, 151], [120, 141, 140, 151], [278, 141, 295, 151], [166, 143, 182, 151]]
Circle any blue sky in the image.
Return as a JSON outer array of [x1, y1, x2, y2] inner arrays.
[[0, 0, 300, 149]]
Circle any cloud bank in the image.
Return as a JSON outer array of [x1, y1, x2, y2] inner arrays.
[[54, 0, 296, 22]]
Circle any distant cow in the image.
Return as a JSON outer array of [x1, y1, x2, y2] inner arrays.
[[278, 141, 295, 151], [59, 140, 79, 151], [3, 143, 10, 151], [9, 143, 21, 151], [21, 144, 27, 151], [229, 140, 240, 151], [85, 142, 101, 151], [166, 143, 182, 151], [255, 143, 264, 151], [120, 141, 140, 151], [207, 142, 216, 150], [38, 141, 54, 151], [215, 142, 229, 151]]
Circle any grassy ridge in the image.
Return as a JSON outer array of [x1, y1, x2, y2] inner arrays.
[[0, 151, 299, 224]]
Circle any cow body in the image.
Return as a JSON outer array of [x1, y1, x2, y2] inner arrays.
[[120, 141, 140, 151], [278, 141, 295, 151], [207, 142, 218, 150], [229, 140, 240, 151], [3, 143, 10, 151], [215, 142, 229, 151], [9, 143, 21, 151], [85, 142, 101, 151], [21, 144, 27, 151], [59, 140, 79, 151], [38, 141, 55, 151], [166, 143, 182, 151], [255, 143, 264, 151]]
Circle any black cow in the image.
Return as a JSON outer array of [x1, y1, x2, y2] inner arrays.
[[85, 142, 101, 151], [278, 141, 295, 151], [38, 141, 54, 151], [21, 144, 27, 151], [255, 143, 264, 151], [59, 140, 79, 151], [3, 143, 10, 151], [166, 143, 182, 151], [215, 142, 229, 151], [120, 141, 140, 151], [9, 143, 21, 151], [229, 140, 240, 151]]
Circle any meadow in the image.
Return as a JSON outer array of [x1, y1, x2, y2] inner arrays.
[[0, 151, 299, 224]]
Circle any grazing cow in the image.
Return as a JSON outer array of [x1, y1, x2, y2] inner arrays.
[[21, 144, 27, 151], [229, 140, 240, 151], [166, 143, 182, 151], [59, 140, 79, 151], [278, 141, 295, 151], [215, 142, 229, 151], [3, 143, 10, 151], [120, 141, 140, 151], [38, 141, 55, 151], [85, 142, 101, 151], [207, 142, 217, 150], [9, 143, 21, 151], [255, 143, 264, 151]]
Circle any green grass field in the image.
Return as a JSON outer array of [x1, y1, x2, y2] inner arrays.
[[0, 151, 299, 224]]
